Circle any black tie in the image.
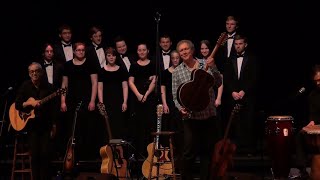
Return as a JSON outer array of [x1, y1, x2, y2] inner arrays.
[[63, 43, 71, 47], [228, 36, 234, 39], [121, 53, 128, 58], [44, 62, 53, 67], [162, 52, 170, 56], [95, 45, 103, 50], [237, 54, 244, 58]]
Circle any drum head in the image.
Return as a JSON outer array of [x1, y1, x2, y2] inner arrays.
[[302, 125, 320, 134], [267, 115, 294, 121]]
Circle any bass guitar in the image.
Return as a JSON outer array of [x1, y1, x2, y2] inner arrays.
[[97, 102, 129, 179], [142, 104, 173, 179], [9, 88, 66, 131], [177, 32, 227, 112], [63, 101, 82, 174], [210, 104, 241, 179]]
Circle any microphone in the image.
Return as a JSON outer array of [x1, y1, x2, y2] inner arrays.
[[155, 11, 161, 21], [296, 87, 306, 96], [1, 87, 13, 97]]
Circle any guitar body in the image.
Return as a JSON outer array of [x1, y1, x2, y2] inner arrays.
[[110, 145, 130, 179], [97, 102, 130, 179], [210, 104, 240, 180], [63, 101, 82, 175], [63, 138, 75, 173], [211, 139, 236, 179], [177, 69, 214, 112], [100, 145, 113, 174], [9, 103, 35, 131], [9, 88, 66, 131], [177, 32, 227, 112], [142, 143, 173, 179]]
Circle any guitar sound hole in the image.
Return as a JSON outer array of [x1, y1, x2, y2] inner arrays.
[[67, 154, 72, 160]]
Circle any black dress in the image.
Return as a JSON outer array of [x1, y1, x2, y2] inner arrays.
[[98, 67, 129, 139], [129, 61, 157, 156], [63, 59, 103, 160]]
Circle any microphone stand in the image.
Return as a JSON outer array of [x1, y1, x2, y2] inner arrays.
[[0, 93, 10, 137], [154, 11, 162, 180], [154, 11, 161, 103]]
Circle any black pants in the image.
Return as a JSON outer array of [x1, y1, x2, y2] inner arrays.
[[28, 130, 51, 180], [181, 116, 219, 180]]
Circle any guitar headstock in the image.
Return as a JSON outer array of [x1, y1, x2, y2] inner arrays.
[[217, 32, 228, 46], [76, 101, 82, 111], [97, 102, 108, 117], [156, 104, 163, 117], [57, 88, 67, 96], [232, 103, 241, 114]]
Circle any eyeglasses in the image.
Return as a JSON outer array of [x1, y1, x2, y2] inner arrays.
[[29, 69, 41, 74], [75, 49, 85, 52]]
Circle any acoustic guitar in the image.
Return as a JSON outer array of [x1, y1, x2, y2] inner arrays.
[[142, 104, 173, 179], [177, 32, 227, 112], [210, 104, 241, 179], [9, 88, 66, 131], [63, 101, 82, 174], [97, 102, 129, 179]]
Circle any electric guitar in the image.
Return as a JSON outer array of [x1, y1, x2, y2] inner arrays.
[[9, 88, 66, 131], [63, 101, 82, 174], [142, 104, 173, 179], [98, 102, 129, 179], [177, 32, 227, 112]]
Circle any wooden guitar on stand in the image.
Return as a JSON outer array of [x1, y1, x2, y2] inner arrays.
[[98, 102, 129, 179], [63, 101, 82, 174], [142, 104, 173, 179], [177, 32, 227, 112], [210, 104, 241, 179]]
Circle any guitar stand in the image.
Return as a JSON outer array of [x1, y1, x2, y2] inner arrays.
[[109, 139, 132, 179], [148, 131, 177, 180]]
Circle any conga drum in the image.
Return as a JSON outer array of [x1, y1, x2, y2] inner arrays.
[[302, 125, 320, 180], [265, 115, 294, 178]]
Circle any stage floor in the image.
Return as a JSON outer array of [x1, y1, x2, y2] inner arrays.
[[1, 153, 310, 180]]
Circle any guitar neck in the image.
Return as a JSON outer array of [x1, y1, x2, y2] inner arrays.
[[155, 104, 163, 149], [105, 115, 113, 140], [70, 101, 82, 142], [205, 32, 227, 71], [223, 113, 233, 141], [155, 116, 162, 149], [223, 104, 240, 141], [39, 91, 57, 105]]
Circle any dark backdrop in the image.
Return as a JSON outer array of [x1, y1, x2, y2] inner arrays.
[[0, 0, 318, 125]]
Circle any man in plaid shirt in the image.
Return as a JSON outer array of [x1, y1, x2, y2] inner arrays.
[[172, 40, 222, 180]]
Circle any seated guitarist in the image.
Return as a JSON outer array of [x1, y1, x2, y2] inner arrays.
[[172, 40, 222, 180], [14, 62, 56, 180]]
